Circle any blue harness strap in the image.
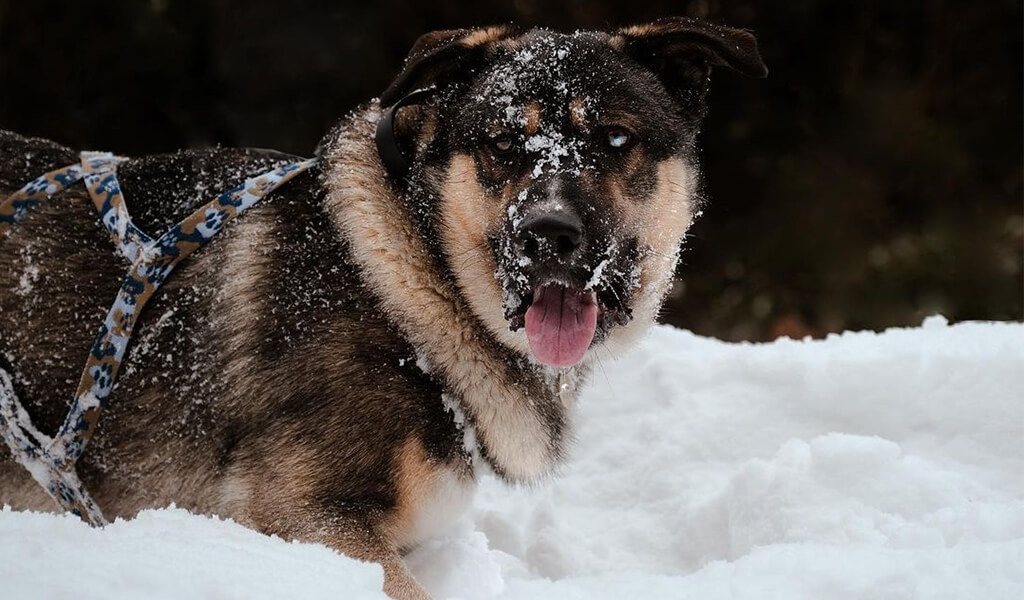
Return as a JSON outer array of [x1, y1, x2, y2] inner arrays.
[[0, 151, 318, 525], [80, 152, 154, 262], [0, 163, 84, 234]]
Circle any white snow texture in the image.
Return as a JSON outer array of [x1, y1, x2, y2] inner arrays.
[[2, 317, 1022, 600]]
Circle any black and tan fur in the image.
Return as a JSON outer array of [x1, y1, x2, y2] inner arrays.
[[0, 19, 765, 599]]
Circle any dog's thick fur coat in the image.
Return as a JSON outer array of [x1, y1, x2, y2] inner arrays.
[[0, 20, 764, 599]]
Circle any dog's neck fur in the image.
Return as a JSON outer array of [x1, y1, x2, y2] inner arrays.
[[321, 106, 576, 482]]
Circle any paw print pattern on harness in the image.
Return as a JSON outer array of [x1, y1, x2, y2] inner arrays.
[[0, 150, 318, 525]]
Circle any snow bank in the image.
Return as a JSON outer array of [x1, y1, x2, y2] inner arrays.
[[2, 317, 1022, 599], [0, 506, 387, 600]]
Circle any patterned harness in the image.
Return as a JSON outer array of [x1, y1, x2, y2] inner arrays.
[[0, 151, 317, 525]]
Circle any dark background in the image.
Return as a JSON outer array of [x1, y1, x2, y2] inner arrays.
[[1, 0, 1020, 341]]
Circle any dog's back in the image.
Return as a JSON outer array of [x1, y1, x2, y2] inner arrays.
[[0, 130, 298, 430], [0, 131, 329, 511]]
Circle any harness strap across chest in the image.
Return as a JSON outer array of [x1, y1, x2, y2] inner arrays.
[[0, 151, 317, 525]]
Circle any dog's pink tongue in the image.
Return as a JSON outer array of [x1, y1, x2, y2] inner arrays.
[[525, 285, 598, 368]]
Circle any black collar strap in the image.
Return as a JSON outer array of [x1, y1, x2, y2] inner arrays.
[[375, 86, 437, 182]]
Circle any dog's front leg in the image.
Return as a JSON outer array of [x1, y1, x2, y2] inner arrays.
[[326, 524, 431, 600], [244, 504, 430, 600]]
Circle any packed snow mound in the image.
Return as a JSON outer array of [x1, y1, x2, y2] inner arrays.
[[0, 506, 387, 600], [2, 317, 1022, 600]]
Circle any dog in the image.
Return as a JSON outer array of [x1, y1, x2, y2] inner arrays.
[[0, 19, 765, 600]]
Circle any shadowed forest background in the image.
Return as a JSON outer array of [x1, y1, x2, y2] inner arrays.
[[1, 0, 1020, 341]]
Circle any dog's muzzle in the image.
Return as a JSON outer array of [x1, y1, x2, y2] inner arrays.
[[510, 207, 601, 368]]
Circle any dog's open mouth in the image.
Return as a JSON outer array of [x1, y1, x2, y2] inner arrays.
[[524, 283, 599, 368]]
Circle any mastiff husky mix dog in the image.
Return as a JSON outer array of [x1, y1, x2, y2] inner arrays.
[[0, 18, 764, 600]]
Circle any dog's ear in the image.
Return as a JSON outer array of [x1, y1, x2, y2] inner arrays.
[[380, 26, 520, 106], [610, 18, 767, 98]]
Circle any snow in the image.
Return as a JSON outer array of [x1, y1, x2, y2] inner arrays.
[[2, 316, 1022, 600], [523, 131, 575, 178], [0, 506, 386, 600], [14, 263, 38, 296]]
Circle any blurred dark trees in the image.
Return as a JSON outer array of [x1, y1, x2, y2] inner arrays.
[[1, 0, 1020, 340]]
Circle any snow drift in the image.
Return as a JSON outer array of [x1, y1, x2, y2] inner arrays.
[[2, 316, 1022, 599]]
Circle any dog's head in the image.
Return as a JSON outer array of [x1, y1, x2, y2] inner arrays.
[[379, 19, 765, 368]]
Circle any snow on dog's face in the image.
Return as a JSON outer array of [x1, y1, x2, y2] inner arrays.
[[382, 21, 766, 368]]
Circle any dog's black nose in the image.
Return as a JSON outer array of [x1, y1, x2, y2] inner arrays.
[[519, 211, 584, 259]]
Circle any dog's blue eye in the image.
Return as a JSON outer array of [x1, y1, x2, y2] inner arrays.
[[490, 136, 514, 153], [606, 129, 631, 149]]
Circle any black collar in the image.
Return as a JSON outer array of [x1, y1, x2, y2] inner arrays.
[[374, 87, 437, 182]]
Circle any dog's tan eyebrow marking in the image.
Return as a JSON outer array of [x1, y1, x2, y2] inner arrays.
[[461, 26, 513, 48], [569, 97, 588, 131], [523, 101, 542, 136]]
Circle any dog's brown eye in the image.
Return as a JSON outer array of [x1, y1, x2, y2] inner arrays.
[[490, 136, 514, 154], [606, 129, 631, 149]]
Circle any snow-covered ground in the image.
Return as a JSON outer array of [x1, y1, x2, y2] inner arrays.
[[2, 316, 1022, 600]]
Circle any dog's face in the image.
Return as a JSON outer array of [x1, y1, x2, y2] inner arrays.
[[382, 20, 765, 368]]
